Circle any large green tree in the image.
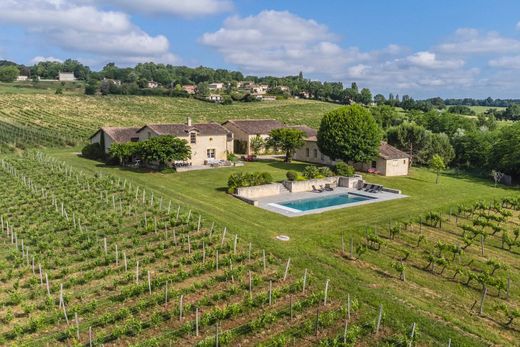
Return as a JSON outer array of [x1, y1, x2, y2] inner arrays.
[[137, 135, 191, 169], [416, 132, 455, 166], [317, 105, 382, 163], [109, 142, 140, 164], [387, 122, 428, 165], [491, 122, 520, 178], [0, 65, 19, 82], [267, 128, 305, 163]]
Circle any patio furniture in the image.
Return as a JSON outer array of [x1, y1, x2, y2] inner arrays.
[[324, 183, 334, 191], [364, 184, 374, 192], [312, 185, 323, 193], [358, 183, 368, 190]]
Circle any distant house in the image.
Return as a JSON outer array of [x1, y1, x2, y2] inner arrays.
[[89, 127, 141, 153], [261, 95, 277, 101], [208, 82, 224, 90], [237, 81, 255, 89], [278, 86, 290, 92], [207, 94, 223, 102], [136, 118, 232, 165], [58, 72, 75, 81], [182, 85, 197, 94], [103, 78, 121, 86], [147, 81, 159, 89], [293, 131, 410, 176], [252, 84, 269, 95], [299, 91, 310, 99], [222, 119, 284, 155], [16, 75, 29, 81]]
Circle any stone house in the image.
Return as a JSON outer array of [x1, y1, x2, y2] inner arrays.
[[293, 131, 410, 176], [136, 118, 232, 165], [222, 119, 284, 155], [89, 127, 141, 153]]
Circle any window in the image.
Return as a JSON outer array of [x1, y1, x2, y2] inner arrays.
[[313, 149, 318, 158], [403, 159, 406, 164], [190, 132, 197, 144], [306, 148, 310, 157], [371, 161, 377, 169], [207, 148, 216, 159]]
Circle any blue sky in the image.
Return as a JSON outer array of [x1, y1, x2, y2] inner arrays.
[[2, 0, 520, 98]]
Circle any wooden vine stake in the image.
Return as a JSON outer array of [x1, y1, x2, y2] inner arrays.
[[343, 307, 349, 344], [148, 271, 152, 295], [89, 326, 93, 347], [221, 227, 227, 246], [347, 293, 351, 320], [283, 258, 291, 281], [195, 307, 200, 336], [375, 304, 383, 334], [248, 271, 253, 299], [323, 279, 330, 305], [123, 252, 128, 271], [262, 250, 267, 272], [479, 285, 487, 315], [215, 250, 219, 271], [233, 234, 238, 254], [409, 322, 416, 347], [302, 269, 308, 294]]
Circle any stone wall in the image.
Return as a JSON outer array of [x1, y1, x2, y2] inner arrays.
[[235, 183, 285, 199]]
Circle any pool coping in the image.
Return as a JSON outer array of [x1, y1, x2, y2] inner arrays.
[[255, 187, 407, 217]]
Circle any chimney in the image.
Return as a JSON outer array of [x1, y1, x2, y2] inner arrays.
[[186, 117, 192, 126]]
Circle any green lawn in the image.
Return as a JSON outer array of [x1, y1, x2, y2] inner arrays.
[[49, 148, 520, 346]]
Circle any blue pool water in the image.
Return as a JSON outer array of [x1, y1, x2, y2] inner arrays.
[[279, 193, 372, 212]]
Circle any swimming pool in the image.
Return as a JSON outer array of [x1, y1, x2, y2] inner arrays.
[[278, 193, 373, 212]]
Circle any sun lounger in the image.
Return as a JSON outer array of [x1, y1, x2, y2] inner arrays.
[[364, 184, 374, 192], [358, 183, 367, 190], [324, 183, 334, 191], [312, 185, 323, 193]]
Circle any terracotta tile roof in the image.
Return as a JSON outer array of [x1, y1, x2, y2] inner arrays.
[[89, 127, 140, 143], [138, 123, 229, 137], [222, 119, 284, 135], [379, 142, 410, 159], [304, 136, 409, 160], [287, 125, 317, 138]]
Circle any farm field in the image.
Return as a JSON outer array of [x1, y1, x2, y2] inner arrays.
[[0, 93, 340, 153], [41, 148, 520, 346]]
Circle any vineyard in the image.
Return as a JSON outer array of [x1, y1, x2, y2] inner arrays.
[[0, 152, 421, 346], [0, 94, 339, 153]]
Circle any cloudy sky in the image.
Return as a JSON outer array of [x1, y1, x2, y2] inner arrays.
[[2, 0, 520, 98]]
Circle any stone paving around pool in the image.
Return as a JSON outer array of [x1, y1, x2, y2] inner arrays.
[[256, 187, 407, 217]]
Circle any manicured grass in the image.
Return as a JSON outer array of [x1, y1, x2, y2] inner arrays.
[[50, 148, 520, 345]]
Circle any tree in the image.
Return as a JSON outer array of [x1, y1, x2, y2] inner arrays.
[[85, 79, 98, 95], [491, 122, 520, 178], [430, 154, 446, 184], [374, 94, 386, 105], [0, 65, 19, 82], [137, 135, 191, 169], [317, 105, 382, 163], [386, 122, 428, 165], [267, 128, 305, 163], [249, 135, 265, 155], [370, 105, 400, 129], [416, 132, 455, 165], [109, 142, 140, 165], [358, 88, 372, 105]]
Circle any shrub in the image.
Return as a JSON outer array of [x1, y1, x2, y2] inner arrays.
[[334, 162, 355, 177], [227, 171, 273, 193], [81, 143, 104, 160], [303, 165, 332, 179], [286, 170, 298, 181]]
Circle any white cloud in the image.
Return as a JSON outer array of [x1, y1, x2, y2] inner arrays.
[[30, 56, 63, 64], [437, 28, 520, 54], [100, 0, 233, 17], [0, 0, 177, 63], [200, 10, 369, 76], [489, 55, 520, 69], [405, 51, 464, 69]]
